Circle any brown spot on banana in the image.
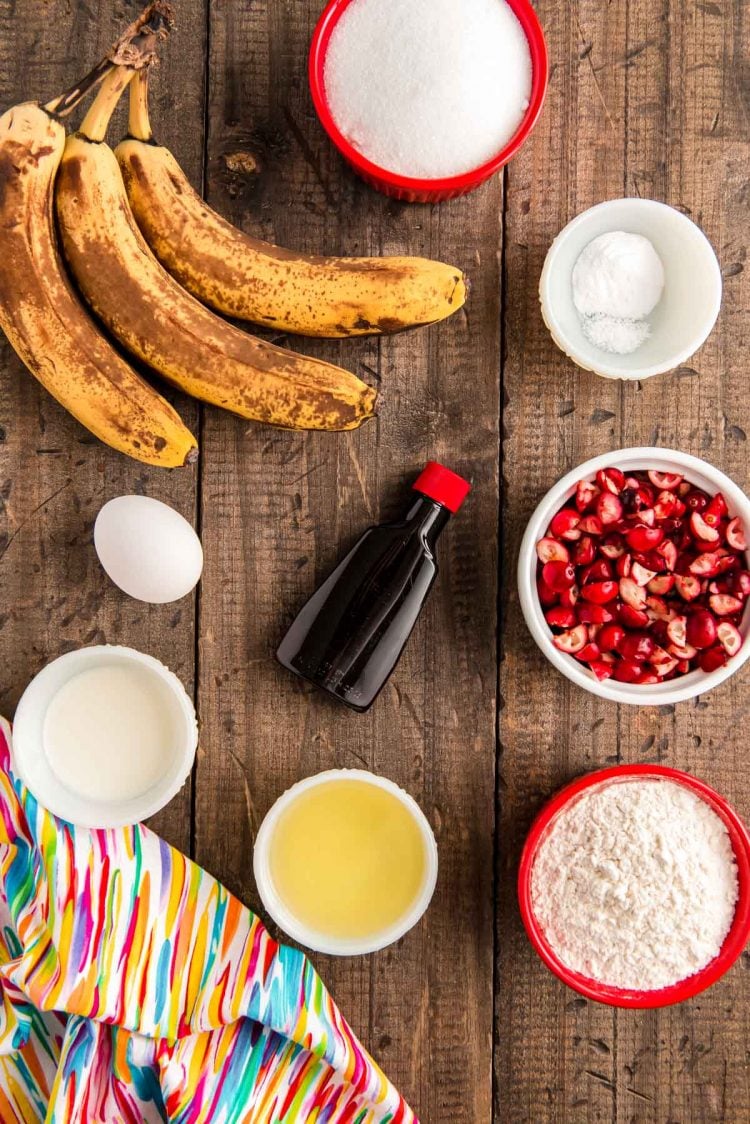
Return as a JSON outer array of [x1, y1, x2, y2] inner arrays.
[[115, 138, 468, 338], [56, 135, 376, 432], [0, 104, 197, 468]]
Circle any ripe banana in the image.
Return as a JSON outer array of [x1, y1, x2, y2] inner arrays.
[[0, 100, 197, 468], [115, 70, 467, 338], [56, 72, 376, 433]]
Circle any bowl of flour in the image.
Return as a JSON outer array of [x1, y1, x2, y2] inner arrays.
[[539, 199, 723, 380], [309, 0, 548, 202], [518, 765, 750, 1007]]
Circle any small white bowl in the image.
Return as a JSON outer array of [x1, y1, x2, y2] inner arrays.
[[12, 645, 198, 828], [517, 448, 750, 706], [254, 769, 438, 956], [539, 199, 722, 380]]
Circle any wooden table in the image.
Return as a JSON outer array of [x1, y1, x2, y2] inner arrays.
[[0, 1, 747, 1120]]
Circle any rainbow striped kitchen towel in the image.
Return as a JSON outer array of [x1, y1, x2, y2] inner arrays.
[[0, 717, 415, 1123]]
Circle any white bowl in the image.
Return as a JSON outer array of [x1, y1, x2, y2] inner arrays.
[[253, 769, 438, 956], [11, 645, 198, 828], [539, 199, 722, 380], [517, 448, 750, 706]]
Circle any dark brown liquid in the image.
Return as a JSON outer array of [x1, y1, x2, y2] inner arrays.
[[276, 495, 451, 711]]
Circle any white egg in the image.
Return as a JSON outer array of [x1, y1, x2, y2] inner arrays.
[[94, 496, 203, 604]]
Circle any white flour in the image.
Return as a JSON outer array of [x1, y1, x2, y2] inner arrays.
[[531, 779, 738, 991]]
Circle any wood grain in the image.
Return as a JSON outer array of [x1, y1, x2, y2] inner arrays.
[[0, 0, 748, 1120]]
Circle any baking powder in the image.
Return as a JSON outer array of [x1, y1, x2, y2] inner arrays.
[[572, 231, 665, 355], [531, 779, 738, 991]]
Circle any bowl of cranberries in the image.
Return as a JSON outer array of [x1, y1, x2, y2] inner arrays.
[[518, 448, 750, 704]]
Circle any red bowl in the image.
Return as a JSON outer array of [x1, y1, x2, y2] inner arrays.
[[308, 0, 549, 203], [518, 765, 750, 1008]]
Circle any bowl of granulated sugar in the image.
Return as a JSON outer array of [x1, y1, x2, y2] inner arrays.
[[309, 0, 548, 202], [518, 765, 750, 1008]]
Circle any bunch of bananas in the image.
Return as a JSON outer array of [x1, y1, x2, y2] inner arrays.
[[0, 2, 468, 468]]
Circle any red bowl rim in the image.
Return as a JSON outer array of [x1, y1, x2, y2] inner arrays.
[[308, 0, 549, 194], [518, 764, 750, 1008]]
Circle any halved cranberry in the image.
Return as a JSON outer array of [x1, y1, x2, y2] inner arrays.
[[648, 470, 683, 491], [657, 540, 678, 571], [654, 657, 680, 677], [677, 658, 691, 673], [543, 560, 577, 591], [581, 581, 618, 604], [620, 632, 655, 663], [717, 621, 743, 656], [578, 515, 604, 535], [716, 554, 741, 575], [573, 535, 596, 566], [685, 489, 709, 512], [537, 576, 558, 606], [575, 642, 601, 662], [598, 623, 625, 651], [545, 606, 578, 629], [575, 479, 599, 512], [597, 467, 625, 494], [732, 572, 750, 599], [616, 553, 633, 578], [700, 646, 729, 672], [636, 671, 660, 684], [675, 574, 701, 601], [648, 573, 675, 595], [620, 576, 647, 610], [536, 537, 570, 563], [589, 660, 614, 681], [690, 511, 720, 543], [726, 516, 747, 552], [585, 558, 614, 582], [596, 492, 623, 526], [686, 609, 718, 649], [709, 594, 743, 617], [613, 659, 642, 683], [650, 644, 674, 666], [618, 604, 649, 629], [577, 604, 615, 624], [559, 584, 579, 609], [689, 552, 721, 577], [634, 507, 656, 528], [631, 561, 657, 586], [706, 492, 728, 522], [667, 616, 687, 647], [695, 537, 724, 554], [552, 624, 588, 654], [668, 641, 698, 660], [550, 507, 582, 541], [646, 595, 672, 620], [600, 533, 625, 559], [627, 525, 664, 552]]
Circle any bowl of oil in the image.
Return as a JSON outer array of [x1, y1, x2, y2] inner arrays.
[[253, 769, 438, 956]]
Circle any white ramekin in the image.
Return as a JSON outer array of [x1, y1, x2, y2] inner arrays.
[[517, 448, 750, 706], [253, 769, 438, 956], [539, 199, 722, 380], [11, 645, 198, 828]]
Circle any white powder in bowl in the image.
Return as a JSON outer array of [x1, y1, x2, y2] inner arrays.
[[324, 0, 533, 180], [531, 779, 739, 991]]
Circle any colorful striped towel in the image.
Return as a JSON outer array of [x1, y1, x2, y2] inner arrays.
[[0, 717, 415, 1123]]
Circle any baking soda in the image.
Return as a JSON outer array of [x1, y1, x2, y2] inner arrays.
[[572, 231, 665, 355], [531, 779, 738, 991], [324, 0, 533, 179]]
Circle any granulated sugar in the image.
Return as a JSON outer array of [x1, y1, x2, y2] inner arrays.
[[324, 0, 533, 179], [531, 779, 738, 991]]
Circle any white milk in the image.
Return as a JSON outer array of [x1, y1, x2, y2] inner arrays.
[[43, 663, 177, 803]]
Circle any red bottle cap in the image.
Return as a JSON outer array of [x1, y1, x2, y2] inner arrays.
[[412, 462, 471, 514]]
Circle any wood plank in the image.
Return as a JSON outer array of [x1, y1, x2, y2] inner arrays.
[[497, 0, 750, 1119], [0, 0, 207, 851], [195, 2, 499, 1118]]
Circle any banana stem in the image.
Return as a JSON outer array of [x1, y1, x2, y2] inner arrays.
[[78, 67, 135, 143], [128, 70, 154, 142], [43, 1, 173, 120]]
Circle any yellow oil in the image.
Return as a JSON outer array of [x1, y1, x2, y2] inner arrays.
[[268, 779, 428, 940]]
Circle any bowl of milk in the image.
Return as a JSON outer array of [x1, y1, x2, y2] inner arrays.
[[11, 645, 198, 828]]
